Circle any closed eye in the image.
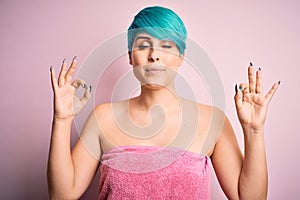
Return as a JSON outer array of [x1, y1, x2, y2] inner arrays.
[[138, 45, 150, 50], [162, 45, 172, 49]]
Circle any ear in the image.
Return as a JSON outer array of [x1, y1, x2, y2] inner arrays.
[[177, 53, 184, 67], [128, 51, 132, 65]]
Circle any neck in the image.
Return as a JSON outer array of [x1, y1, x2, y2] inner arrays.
[[133, 84, 180, 112]]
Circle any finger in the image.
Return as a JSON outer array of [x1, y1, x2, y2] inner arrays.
[[239, 83, 252, 102], [255, 68, 263, 94], [50, 66, 58, 91], [234, 84, 243, 109], [58, 58, 67, 86], [71, 79, 85, 89], [239, 83, 249, 94], [65, 56, 77, 83], [80, 85, 92, 106], [248, 65, 256, 93], [265, 81, 280, 103]]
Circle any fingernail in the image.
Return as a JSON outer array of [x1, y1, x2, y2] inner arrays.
[[235, 84, 238, 93], [239, 85, 243, 90], [73, 56, 77, 61], [84, 83, 87, 89], [63, 58, 66, 64], [89, 85, 92, 92], [259, 67, 261, 71], [278, 80, 281, 85], [250, 62, 253, 66], [50, 65, 52, 71]]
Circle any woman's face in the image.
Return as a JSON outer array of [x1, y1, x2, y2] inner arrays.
[[129, 33, 184, 89]]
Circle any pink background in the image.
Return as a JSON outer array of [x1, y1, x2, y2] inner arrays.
[[1, 1, 299, 199]]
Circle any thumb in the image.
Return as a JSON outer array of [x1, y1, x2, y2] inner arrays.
[[80, 85, 92, 107], [234, 84, 243, 110]]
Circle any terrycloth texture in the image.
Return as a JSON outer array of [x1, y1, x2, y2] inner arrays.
[[98, 146, 210, 200]]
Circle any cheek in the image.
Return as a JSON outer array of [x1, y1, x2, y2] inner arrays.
[[131, 51, 148, 66], [163, 54, 182, 67]]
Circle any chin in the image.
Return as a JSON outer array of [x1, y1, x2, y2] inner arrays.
[[143, 82, 164, 89], [141, 81, 172, 90]]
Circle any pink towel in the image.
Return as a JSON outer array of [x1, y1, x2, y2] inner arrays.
[[98, 146, 210, 200]]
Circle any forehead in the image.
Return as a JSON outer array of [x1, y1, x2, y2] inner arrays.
[[134, 33, 173, 43]]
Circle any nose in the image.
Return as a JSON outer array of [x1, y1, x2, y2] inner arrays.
[[148, 48, 160, 62]]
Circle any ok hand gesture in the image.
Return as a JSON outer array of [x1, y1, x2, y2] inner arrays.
[[50, 57, 91, 120], [234, 63, 279, 132]]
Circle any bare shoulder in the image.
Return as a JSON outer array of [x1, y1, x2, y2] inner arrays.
[[179, 97, 225, 119], [94, 100, 128, 118], [178, 97, 227, 155], [95, 103, 111, 118], [198, 102, 224, 116], [94, 102, 112, 115], [93, 100, 130, 151]]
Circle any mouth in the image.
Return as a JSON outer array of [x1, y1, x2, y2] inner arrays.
[[144, 65, 166, 74]]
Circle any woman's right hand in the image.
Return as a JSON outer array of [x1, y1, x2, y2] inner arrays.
[[50, 57, 91, 120]]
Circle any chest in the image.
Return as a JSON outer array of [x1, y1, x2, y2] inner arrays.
[[99, 109, 210, 155]]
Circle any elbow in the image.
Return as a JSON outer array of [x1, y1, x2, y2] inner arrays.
[[238, 185, 268, 200], [238, 182, 268, 200], [48, 181, 81, 200], [238, 174, 268, 200], [47, 172, 81, 199], [239, 194, 267, 200], [48, 191, 81, 200]]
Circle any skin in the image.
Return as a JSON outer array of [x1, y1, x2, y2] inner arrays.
[[48, 33, 279, 200]]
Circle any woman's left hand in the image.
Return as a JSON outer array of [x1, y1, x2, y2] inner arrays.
[[234, 63, 279, 132]]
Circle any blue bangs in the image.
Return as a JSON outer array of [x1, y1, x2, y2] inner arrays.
[[127, 6, 187, 55]]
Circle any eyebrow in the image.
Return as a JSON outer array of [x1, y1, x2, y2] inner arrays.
[[135, 36, 151, 41]]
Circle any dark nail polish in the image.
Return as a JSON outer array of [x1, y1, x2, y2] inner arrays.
[[50, 65, 52, 71], [63, 58, 66, 63], [84, 83, 87, 89], [73, 56, 77, 61], [250, 62, 253, 66], [259, 67, 261, 71], [235, 84, 238, 93], [278, 80, 281, 85], [239, 85, 243, 90], [89, 85, 92, 92]]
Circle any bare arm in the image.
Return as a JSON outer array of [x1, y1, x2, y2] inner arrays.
[[47, 58, 100, 199], [212, 64, 279, 200]]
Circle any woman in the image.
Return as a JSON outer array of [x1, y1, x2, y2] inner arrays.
[[48, 6, 279, 200]]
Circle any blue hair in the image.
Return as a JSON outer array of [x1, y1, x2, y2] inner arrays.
[[127, 6, 187, 55]]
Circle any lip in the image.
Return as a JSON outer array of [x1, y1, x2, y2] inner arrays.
[[144, 65, 166, 74]]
